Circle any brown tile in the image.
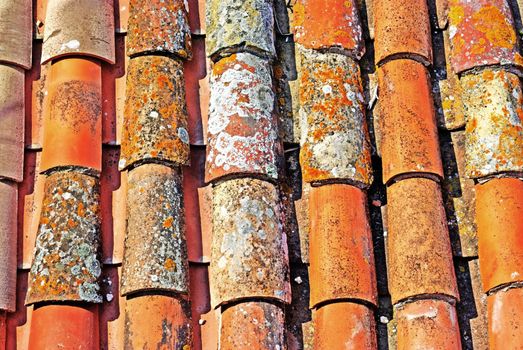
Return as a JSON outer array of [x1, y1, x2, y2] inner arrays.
[[374, 0, 432, 65], [205, 53, 282, 183], [309, 184, 377, 307], [387, 178, 458, 304], [395, 299, 461, 349], [189, 263, 211, 319], [476, 178, 523, 292], [293, 0, 365, 59], [293, 182, 311, 264], [0, 64, 25, 182], [41, 0, 115, 64], [121, 164, 189, 296], [210, 178, 290, 307], [314, 303, 377, 350], [0, 181, 17, 312], [188, 0, 206, 35], [220, 301, 285, 350], [40, 58, 102, 173], [377, 60, 443, 184], [124, 295, 192, 349], [461, 69, 523, 179], [120, 55, 190, 170], [26, 171, 102, 304], [487, 287, 523, 349], [0, 0, 32, 69], [299, 49, 373, 187], [26, 43, 48, 150]]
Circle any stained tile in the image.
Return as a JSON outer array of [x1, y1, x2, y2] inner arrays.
[[99, 266, 125, 350], [487, 287, 523, 349], [0, 180, 17, 312], [436, 0, 450, 29], [197, 185, 212, 263], [26, 42, 48, 150], [0, 0, 32, 69]]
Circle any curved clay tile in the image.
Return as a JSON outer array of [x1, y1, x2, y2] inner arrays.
[[26, 171, 102, 305], [120, 164, 190, 296], [0, 181, 17, 312], [0, 0, 32, 69], [0, 64, 24, 182], [41, 58, 102, 173], [127, 0, 192, 59], [210, 178, 290, 307], [41, 0, 115, 64], [299, 49, 372, 187], [120, 55, 189, 170], [488, 287, 523, 349], [293, 0, 365, 59], [205, 53, 282, 183]]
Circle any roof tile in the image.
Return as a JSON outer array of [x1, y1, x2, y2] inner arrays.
[[120, 55, 190, 170], [197, 185, 212, 263], [0, 180, 17, 312], [292, 182, 311, 264], [115, 0, 129, 33], [487, 287, 523, 349], [309, 184, 377, 307], [188, 0, 206, 35], [6, 271, 31, 350], [0, 0, 32, 69], [436, 0, 450, 29], [210, 178, 290, 307], [127, 0, 192, 59], [41, 0, 115, 64], [121, 163, 189, 296], [99, 266, 125, 350], [26, 42, 48, 150], [26, 171, 102, 305], [377, 60, 443, 184], [285, 264, 313, 350], [299, 49, 372, 186], [386, 178, 458, 304]]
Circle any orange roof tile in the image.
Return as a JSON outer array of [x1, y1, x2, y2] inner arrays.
[[487, 287, 523, 349]]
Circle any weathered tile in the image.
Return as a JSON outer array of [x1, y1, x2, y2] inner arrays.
[[6, 271, 31, 350], [210, 178, 290, 307], [0, 0, 32, 69], [34, 0, 47, 39], [377, 60, 443, 184], [437, 0, 450, 29], [221, 301, 285, 349], [292, 182, 310, 264], [120, 55, 189, 170], [205, 53, 281, 183], [0, 181, 17, 312], [374, 0, 432, 65], [121, 164, 189, 296], [461, 69, 523, 179], [127, 0, 192, 59], [395, 299, 461, 349], [115, 0, 129, 33], [448, 0, 523, 74], [206, 0, 275, 60], [0, 64, 24, 182], [314, 303, 377, 350], [476, 178, 523, 292], [197, 185, 212, 263], [293, 0, 364, 59], [27, 43, 49, 150], [309, 184, 377, 307], [487, 287, 523, 349], [41, 58, 102, 173], [200, 309, 220, 350], [26, 172, 102, 304], [99, 266, 126, 350], [299, 49, 372, 186], [387, 178, 458, 304], [41, 0, 115, 64], [188, 0, 206, 35]]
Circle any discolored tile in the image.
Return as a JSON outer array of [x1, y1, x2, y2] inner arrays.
[[0, 0, 32, 69], [0, 181, 17, 312], [487, 287, 523, 349]]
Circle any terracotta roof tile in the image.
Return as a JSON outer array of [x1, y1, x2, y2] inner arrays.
[[187, 0, 206, 35], [115, 0, 129, 34], [127, 0, 192, 59], [26, 42, 48, 150], [34, 0, 47, 39], [41, 0, 115, 64], [197, 185, 212, 263], [99, 265, 125, 350], [436, 0, 450, 29], [487, 287, 523, 349], [6, 271, 31, 350], [0, 0, 33, 69], [0, 180, 17, 312], [292, 181, 311, 264]]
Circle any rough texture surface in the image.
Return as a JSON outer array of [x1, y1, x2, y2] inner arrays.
[[0, 181, 17, 312], [487, 287, 523, 349], [0, 0, 32, 69], [27, 172, 102, 304], [120, 55, 190, 170], [299, 49, 372, 186], [210, 178, 290, 307]]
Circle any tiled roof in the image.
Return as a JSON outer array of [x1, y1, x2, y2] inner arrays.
[[0, 0, 522, 349]]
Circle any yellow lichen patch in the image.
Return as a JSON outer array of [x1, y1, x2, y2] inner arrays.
[[448, 5, 465, 25], [473, 5, 516, 49], [164, 258, 176, 270], [163, 216, 174, 228]]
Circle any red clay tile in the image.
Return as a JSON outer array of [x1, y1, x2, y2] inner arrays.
[[127, 0, 192, 59], [35, 0, 48, 39], [200, 308, 220, 350], [0, 64, 24, 182], [197, 185, 212, 263], [121, 164, 189, 296], [120, 55, 190, 170], [0, 180, 17, 312], [488, 287, 523, 349], [189, 264, 210, 350], [124, 295, 192, 349], [26, 42, 48, 150], [184, 147, 205, 263], [188, 0, 206, 35], [114, 39, 129, 146], [448, 0, 523, 74], [26, 171, 102, 305], [299, 49, 373, 187], [292, 0, 365, 59], [293, 182, 311, 264], [461, 69, 523, 179], [285, 264, 314, 350], [387, 178, 458, 304], [476, 178, 523, 292], [374, 0, 432, 65], [377, 60, 443, 184], [0, 0, 32, 69], [98, 265, 125, 350], [313, 302, 377, 350], [309, 184, 377, 307], [41, 57, 102, 173], [210, 178, 290, 307], [6, 271, 31, 350], [220, 301, 285, 349], [41, 0, 115, 64], [395, 299, 461, 350], [115, 0, 129, 33], [28, 304, 99, 350], [205, 53, 282, 183]]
